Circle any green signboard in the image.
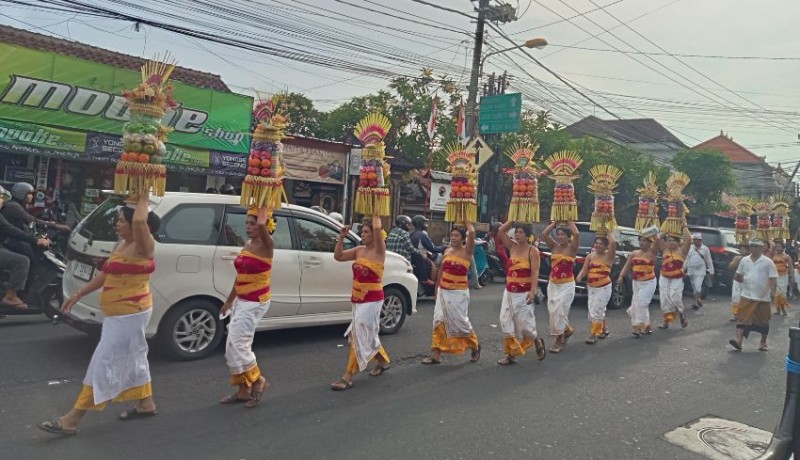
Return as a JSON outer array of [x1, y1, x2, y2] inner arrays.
[[478, 93, 522, 134], [0, 42, 252, 153], [0, 118, 86, 158]]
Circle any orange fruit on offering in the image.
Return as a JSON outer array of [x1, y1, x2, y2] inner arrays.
[[138, 153, 150, 163]]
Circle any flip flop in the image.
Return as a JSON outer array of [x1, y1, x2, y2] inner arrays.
[[369, 364, 390, 377], [219, 393, 250, 404], [38, 419, 77, 436], [680, 315, 688, 328], [245, 378, 269, 408], [118, 407, 158, 421], [470, 344, 481, 363], [729, 339, 743, 351], [330, 378, 353, 391], [534, 338, 547, 361], [759, 345, 769, 352], [585, 337, 597, 345], [3, 300, 28, 310], [497, 356, 516, 366], [548, 346, 561, 354], [421, 357, 441, 365]]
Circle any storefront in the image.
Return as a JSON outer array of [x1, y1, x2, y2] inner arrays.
[[0, 31, 252, 221], [281, 136, 351, 214]]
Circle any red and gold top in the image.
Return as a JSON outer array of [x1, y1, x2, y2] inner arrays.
[[351, 258, 384, 303], [440, 255, 470, 290], [506, 257, 533, 293], [631, 257, 656, 281], [587, 261, 612, 288], [661, 251, 685, 279], [234, 250, 272, 303], [774, 255, 790, 276], [550, 254, 575, 284], [100, 253, 155, 317]]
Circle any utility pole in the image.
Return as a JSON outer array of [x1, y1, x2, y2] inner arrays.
[[465, 0, 489, 139]]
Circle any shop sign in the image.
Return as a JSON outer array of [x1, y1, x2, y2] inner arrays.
[[282, 144, 346, 184], [0, 118, 85, 158], [429, 181, 451, 212], [0, 42, 252, 154], [3, 165, 35, 182], [348, 148, 361, 176]]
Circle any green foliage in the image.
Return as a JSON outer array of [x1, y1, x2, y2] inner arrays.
[[672, 149, 737, 215], [280, 92, 322, 138]]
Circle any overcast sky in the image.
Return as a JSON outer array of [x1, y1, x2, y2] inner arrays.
[[3, 0, 800, 167]]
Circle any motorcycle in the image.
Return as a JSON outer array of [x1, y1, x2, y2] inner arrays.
[[413, 251, 440, 298], [0, 232, 66, 319]]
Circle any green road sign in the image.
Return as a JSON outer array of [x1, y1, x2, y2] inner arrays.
[[478, 93, 522, 134]]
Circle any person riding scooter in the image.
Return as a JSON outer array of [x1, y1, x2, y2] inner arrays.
[[1, 182, 68, 269], [410, 215, 446, 285], [0, 186, 50, 309]]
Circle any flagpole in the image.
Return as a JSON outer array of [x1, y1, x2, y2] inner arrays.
[[425, 95, 437, 220]]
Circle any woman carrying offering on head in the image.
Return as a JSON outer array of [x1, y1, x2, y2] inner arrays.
[[218, 207, 273, 408], [655, 227, 692, 329], [576, 233, 616, 344], [541, 220, 579, 353], [39, 191, 160, 435], [330, 215, 390, 391], [422, 222, 481, 365], [618, 235, 658, 337]]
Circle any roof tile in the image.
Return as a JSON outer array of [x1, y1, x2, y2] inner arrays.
[[691, 134, 764, 164]]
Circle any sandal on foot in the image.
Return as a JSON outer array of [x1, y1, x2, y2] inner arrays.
[[497, 356, 516, 366], [470, 345, 481, 363], [680, 315, 688, 328], [245, 379, 269, 408], [421, 357, 441, 365], [759, 344, 769, 352], [534, 338, 547, 361], [585, 336, 597, 345], [330, 378, 353, 391], [369, 364, 390, 377], [563, 328, 574, 344], [729, 339, 743, 351], [548, 346, 561, 354], [658, 323, 669, 330], [598, 331, 610, 339], [118, 407, 157, 421], [4, 299, 28, 310], [632, 331, 641, 338], [219, 393, 250, 404], [38, 419, 77, 436]]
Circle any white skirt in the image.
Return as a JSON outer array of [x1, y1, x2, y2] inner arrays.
[[83, 309, 152, 405], [345, 299, 385, 372], [587, 284, 612, 322], [659, 276, 684, 314], [628, 278, 657, 326], [225, 298, 271, 374], [547, 281, 575, 336], [500, 289, 538, 340], [433, 288, 475, 337]]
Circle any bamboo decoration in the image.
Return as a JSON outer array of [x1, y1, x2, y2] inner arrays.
[[635, 172, 660, 232], [544, 150, 583, 223], [115, 53, 177, 199], [241, 95, 289, 211], [444, 143, 478, 223], [753, 200, 772, 242], [730, 196, 754, 245], [771, 195, 791, 240], [660, 171, 690, 236], [588, 164, 623, 235], [505, 143, 541, 222], [353, 113, 392, 216]]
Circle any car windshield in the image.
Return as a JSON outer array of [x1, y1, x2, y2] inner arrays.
[[76, 195, 124, 242], [720, 230, 738, 248]]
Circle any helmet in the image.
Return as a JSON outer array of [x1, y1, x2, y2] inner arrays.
[[11, 182, 34, 201], [310, 206, 326, 214], [220, 183, 236, 195], [0, 186, 9, 201], [412, 215, 428, 230], [395, 215, 412, 230], [329, 212, 344, 223]]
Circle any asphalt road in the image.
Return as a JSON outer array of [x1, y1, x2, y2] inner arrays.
[[0, 284, 794, 460]]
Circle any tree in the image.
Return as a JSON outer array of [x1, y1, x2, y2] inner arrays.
[[280, 92, 322, 138], [672, 149, 737, 216]]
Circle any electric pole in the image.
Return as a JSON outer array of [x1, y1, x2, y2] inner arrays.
[[465, 0, 489, 139]]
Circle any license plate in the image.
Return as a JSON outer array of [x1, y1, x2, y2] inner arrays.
[[72, 261, 94, 282]]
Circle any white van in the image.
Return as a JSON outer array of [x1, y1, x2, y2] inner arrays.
[[60, 192, 417, 360]]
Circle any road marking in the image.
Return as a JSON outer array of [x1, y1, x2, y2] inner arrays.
[[664, 415, 770, 459]]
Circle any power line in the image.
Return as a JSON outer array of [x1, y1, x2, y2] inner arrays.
[[547, 43, 800, 61]]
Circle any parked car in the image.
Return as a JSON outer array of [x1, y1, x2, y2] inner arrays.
[[686, 225, 740, 294], [60, 192, 418, 361]]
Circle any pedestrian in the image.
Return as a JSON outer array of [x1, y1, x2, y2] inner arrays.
[[39, 191, 160, 436], [771, 239, 792, 316], [656, 227, 692, 329], [728, 244, 750, 322], [218, 207, 273, 408], [422, 222, 481, 365], [617, 235, 658, 337], [729, 238, 776, 352], [541, 220, 579, 353], [495, 221, 546, 365], [576, 233, 617, 344], [686, 233, 713, 310], [330, 215, 390, 391]]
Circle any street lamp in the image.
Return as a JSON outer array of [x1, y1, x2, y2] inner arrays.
[[479, 38, 548, 72]]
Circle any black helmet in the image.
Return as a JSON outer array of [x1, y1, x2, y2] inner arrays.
[[11, 182, 34, 201], [412, 215, 428, 230], [395, 215, 412, 230], [220, 183, 236, 195]]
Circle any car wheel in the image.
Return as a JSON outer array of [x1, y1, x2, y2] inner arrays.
[[158, 299, 223, 361], [607, 281, 628, 310], [380, 287, 407, 335]]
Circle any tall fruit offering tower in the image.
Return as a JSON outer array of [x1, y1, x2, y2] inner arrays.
[[544, 151, 583, 224], [241, 95, 288, 212], [354, 114, 392, 216], [660, 171, 690, 236], [505, 143, 541, 223], [588, 164, 622, 235], [634, 172, 660, 232], [444, 143, 477, 223]]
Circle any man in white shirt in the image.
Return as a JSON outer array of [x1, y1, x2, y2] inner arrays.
[[730, 238, 777, 351], [686, 233, 714, 310]]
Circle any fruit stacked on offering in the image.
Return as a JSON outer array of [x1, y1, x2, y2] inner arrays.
[[544, 151, 582, 223], [735, 216, 750, 230], [444, 144, 477, 223], [728, 196, 754, 244], [771, 196, 790, 240], [450, 175, 475, 199], [240, 96, 287, 210], [114, 55, 177, 198], [353, 113, 392, 216], [553, 183, 575, 204], [505, 143, 540, 222], [588, 164, 622, 234], [659, 171, 690, 236], [512, 174, 537, 199], [634, 172, 660, 231]]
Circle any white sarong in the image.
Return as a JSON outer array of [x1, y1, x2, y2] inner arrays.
[[500, 290, 538, 341], [225, 298, 270, 375], [587, 284, 612, 323], [628, 278, 657, 327], [687, 270, 705, 295], [777, 274, 789, 298], [433, 288, 474, 337], [659, 275, 684, 315], [547, 281, 575, 336], [83, 309, 152, 405], [345, 300, 384, 372]]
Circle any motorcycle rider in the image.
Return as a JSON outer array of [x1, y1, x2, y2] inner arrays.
[[220, 183, 236, 195], [328, 212, 344, 224], [0, 186, 50, 309], [1, 183, 67, 269], [386, 215, 416, 265], [410, 215, 446, 285]]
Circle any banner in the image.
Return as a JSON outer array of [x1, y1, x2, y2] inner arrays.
[[429, 181, 451, 212], [0, 118, 86, 159], [282, 143, 347, 184], [0, 42, 252, 154]]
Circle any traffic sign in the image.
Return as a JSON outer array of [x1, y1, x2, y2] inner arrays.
[[478, 93, 522, 134], [467, 135, 495, 170]]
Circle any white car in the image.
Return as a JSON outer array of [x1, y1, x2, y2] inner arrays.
[[60, 192, 417, 360]]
